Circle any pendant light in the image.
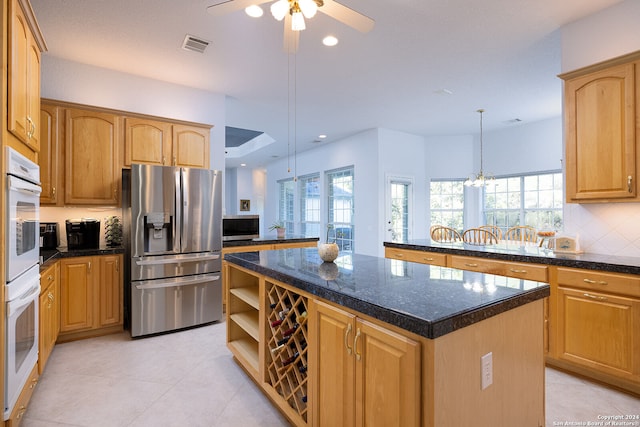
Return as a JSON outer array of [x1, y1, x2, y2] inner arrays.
[[464, 109, 495, 188]]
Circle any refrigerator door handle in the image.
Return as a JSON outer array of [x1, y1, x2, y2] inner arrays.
[[135, 253, 221, 266], [180, 168, 189, 253], [134, 274, 221, 290], [174, 167, 183, 253]]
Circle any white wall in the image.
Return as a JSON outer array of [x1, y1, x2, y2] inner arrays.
[[560, 0, 640, 256], [40, 56, 226, 172]]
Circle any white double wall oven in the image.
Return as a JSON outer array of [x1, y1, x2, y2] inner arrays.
[[4, 147, 41, 419]]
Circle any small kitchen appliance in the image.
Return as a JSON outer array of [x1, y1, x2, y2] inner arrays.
[[39, 222, 59, 250], [65, 219, 100, 249]]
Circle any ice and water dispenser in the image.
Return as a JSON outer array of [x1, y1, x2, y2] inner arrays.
[[143, 212, 173, 253]]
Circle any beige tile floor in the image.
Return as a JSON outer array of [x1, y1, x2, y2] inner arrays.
[[22, 321, 639, 427]]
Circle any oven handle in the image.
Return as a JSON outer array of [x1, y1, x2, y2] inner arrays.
[[135, 253, 220, 266], [6, 284, 40, 317], [134, 274, 220, 290], [8, 175, 42, 196]]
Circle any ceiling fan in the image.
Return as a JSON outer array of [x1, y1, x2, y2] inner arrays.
[[207, 0, 374, 53]]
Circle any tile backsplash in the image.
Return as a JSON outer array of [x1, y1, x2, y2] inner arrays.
[[40, 207, 122, 248], [564, 203, 640, 257]]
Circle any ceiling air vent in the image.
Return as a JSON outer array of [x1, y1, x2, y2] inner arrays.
[[182, 35, 210, 53]]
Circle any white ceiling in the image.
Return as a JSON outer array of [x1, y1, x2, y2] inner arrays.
[[31, 0, 623, 168]]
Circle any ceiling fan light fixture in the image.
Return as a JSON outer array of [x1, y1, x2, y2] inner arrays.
[[291, 10, 306, 31], [298, 0, 318, 18], [322, 35, 338, 46], [245, 5, 263, 18], [271, 0, 288, 21]]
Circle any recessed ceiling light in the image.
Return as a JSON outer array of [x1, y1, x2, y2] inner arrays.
[[434, 88, 454, 95], [322, 36, 338, 47], [245, 5, 263, 18], [318, 134, 327, 139], [240, 163, 247, 167]]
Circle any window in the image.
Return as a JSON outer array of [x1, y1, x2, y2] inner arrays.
[[299, 174, 320, 238], [327, 167, 354, 252], [277, 179, 295, 232], [484, 171, 563, 232], [430, 180, 464, 233]]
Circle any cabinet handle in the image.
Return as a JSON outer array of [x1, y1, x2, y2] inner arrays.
[[116, 259, 119, 272], [52, 186, 56, 198], [509, 268, 527, 274], [628, 175, 633, 193], [344, 323, 353, 355], [353, 328, 362, 361], [16, 405, 26, 419], [88, 261, 92, 273], [464, 263, 479, 267], [173, 156, 177, 166], [395, 253, 404, 258], [48, 274, 53, 281], [583, 293, 607, 301], [162, 156, 166, 165], [26, 116, 34, 139], [583, 278, 608, 285], [423, 257, 434, 261]]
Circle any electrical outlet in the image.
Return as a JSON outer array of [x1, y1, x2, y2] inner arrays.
[[481, 352, 493, 390]]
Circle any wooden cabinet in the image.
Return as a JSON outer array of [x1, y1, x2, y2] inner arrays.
[[39, 261, 60, 374], [172, 124, 210, 168], [38, 103, 62, 205], [5, 364, 38, 427], [310, 299, 420, 427], [551, 267, 640, 392], [59, 255, 123, 341], [124, 119, 210, 168], [65, 108, 121, 205], [7, 0, 45, 153], [561, 52, 640, 203], [384, 247, 447, 266]]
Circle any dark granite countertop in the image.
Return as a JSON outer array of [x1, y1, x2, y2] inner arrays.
[[223, 235, 319, 248], [224, 248, 549, 339], [384, 240, 640, 275], [39, 246, 124, 270]]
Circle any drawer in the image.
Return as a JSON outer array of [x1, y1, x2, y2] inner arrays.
[[450, 255, 549, 282], [557, 267, 640, 298], [384, 248, 448, 267]]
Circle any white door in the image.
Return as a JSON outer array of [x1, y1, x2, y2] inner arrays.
[[385, 176, 413, 243]]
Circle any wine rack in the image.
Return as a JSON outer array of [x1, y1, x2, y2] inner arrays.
[[265, 281, 309, 424]]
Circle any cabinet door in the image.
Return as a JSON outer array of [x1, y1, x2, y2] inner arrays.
[[98, 255, 122, 327], [172, 125, 210, 168], [564, 62, 637, 201], [557, 286, 640, 380], [355, 319, 421, 427], [311, 300, 356, 427], [8, 0, 30, 144], [39, 104, 62, 205], [124, 118, 172, 166], [65, 108, 121, 205], [60, 257, 94, 332], [27, 38, 41, 151]]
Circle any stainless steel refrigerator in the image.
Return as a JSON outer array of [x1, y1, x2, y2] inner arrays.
[[122, 164, 222, 338]]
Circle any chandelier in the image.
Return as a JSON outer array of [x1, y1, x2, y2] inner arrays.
[[464, 109, 495, 188], [271, 0, 320, 31]]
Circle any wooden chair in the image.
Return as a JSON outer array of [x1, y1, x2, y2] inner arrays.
[[430, 226, 462, 242], [462, 228, 499, 245], [504, 226, 538, 243], [479, 225, 503, 240]]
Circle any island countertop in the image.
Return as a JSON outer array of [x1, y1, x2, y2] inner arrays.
[[224, 248, 549, 339], [384, 239, 640, 275]]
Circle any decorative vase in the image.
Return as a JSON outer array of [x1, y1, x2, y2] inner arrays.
[[277, 228, 285, 238], [318, 243, 339, 262]]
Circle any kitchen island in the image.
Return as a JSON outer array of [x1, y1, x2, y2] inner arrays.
[[224, 248, 549, 427], [384, 240, 640, 396]]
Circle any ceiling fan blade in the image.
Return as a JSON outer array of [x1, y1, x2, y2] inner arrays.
[[320, 0, 374, 33], [283, 15, 299, 53], [207, 0, 272, 17]]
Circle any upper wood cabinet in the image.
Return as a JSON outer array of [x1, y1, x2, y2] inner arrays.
[[7, 0, 46, 153], [124, 119, 210, 169], [39, 103, 62, 205], [172, 124, 210, 169], [561, 52, 640, 203], [65, 108, 121, 205]]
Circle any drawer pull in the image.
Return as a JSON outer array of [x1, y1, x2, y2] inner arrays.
[[628, 175, 633, 193], [423, 257, 434, 261], [583, 278, 608, 285], [583, 293, 608, 301], [464, 263, 479, 267], [394, 253, 404, 258], [353, 328, 362, 361], [344, 323, 353, 355], [509, 268, 527, 274]]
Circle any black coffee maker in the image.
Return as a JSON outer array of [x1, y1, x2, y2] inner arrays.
[[66, 219, 100, 249], [40, 222, 59, 250]]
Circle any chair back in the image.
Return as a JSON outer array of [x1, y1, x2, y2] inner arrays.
[[462, 228, 499, 245], [430, 226, 462, 242], [505, 226, 537, 243], [478, 225, 503, 240]]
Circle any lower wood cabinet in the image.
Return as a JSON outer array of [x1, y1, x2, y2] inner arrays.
[[309, 299, 421, 427], [59, 254, 123, 342], [5, 364, 38, 427], [39, 261, 60, 374]]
